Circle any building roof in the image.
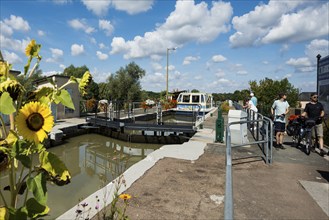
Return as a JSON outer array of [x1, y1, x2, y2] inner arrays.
[[34, 74, 70, 85]]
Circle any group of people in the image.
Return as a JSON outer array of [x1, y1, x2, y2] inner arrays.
[[244, 92, 326, 157]]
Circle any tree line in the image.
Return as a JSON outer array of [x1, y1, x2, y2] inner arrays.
[[25, 62, 300, 116]]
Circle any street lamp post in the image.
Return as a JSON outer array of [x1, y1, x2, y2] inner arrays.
[[166, 47, 176, 100]]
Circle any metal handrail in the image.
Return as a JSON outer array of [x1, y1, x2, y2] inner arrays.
[[224, 112, 273, 220]]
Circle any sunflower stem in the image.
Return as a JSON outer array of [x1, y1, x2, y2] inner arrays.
[[9, 158, 17, 207], [23, 153, 34, 205], [0, 114, 8, 138], [27, 60, 39, 79], [58, 80, 75, 90]]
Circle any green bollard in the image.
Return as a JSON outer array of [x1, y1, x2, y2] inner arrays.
[[215, 106, 224, 143]]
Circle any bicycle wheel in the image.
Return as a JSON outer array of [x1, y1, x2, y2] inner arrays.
[[305, 131, 312, 155]]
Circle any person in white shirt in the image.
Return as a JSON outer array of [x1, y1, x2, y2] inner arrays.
[[244, 97, 258, 112], [271, 93, 290, 149]]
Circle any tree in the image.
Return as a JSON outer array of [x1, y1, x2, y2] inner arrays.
[[249, 78, 299, 116], [62, 64, 88, 78], [107, 62, 145, 102], [98, 82, 111, 100], [191, 89, 200, 93]]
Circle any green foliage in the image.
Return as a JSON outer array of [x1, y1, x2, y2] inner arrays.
[[191, 89, 199, 93], [0, 40, 90, 219], [0, 92, 15, 114], [107, 62, 145, 102], [249, 78, 299, 116], [62, 65, 89, 78], [221, 101, 230, 113]]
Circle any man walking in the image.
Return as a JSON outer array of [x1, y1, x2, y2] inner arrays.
[[301, 93, 325, 156], [271, 93, 290, 149]]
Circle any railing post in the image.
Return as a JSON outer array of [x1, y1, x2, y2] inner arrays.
[[216, 105, 224, 143]]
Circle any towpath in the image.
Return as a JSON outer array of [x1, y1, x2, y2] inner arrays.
[[104, 109, 329, 220]]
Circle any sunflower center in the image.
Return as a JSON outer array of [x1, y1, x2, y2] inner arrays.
[[26, 113, 44, 131]]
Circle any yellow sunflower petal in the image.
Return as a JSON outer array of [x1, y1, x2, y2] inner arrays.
[[15, 102, 54, 144]]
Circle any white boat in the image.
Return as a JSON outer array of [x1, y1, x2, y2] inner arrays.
[[174, 92, 215, 114]]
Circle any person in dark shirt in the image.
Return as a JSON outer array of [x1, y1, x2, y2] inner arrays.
[[302, 93, 325, 156]]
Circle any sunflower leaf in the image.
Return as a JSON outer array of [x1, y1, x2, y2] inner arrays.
[[25, 197, 49, 218], [0, 92, 16, 114], [39, 151, 71, 183], [27, 173, 48, 206], [56, 89, 75, 110]]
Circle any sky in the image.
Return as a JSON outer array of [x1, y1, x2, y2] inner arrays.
[[1, 0, 329, 94]]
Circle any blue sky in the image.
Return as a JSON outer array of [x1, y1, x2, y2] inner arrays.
[[1, 0, 328, 94]]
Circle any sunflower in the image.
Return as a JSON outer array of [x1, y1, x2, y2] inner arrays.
[[0, 79, 23, 101], [79, 71, 92, 96], [16, 102, 54, 144], [25, 39, 41, 57]]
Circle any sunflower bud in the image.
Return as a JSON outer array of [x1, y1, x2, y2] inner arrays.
[[0, 79, 23, 101], [25, 39, 41, 57], [79, 71, 92, 96]]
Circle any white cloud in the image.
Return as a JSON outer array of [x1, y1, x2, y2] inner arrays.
[[90, 37, 97, 44], [283, 73, 292, 79], [212, 55, 227, 63], [71, 44, 84, 56], [59, 64, 66, 69], [262, 3, 329, 44], [37, 30, 45, 36], [0, 35, 30, 53], [96, 51, 108, 60], [215, 69, 225, 78], [3, 50, 22, 64], [46, 48, 64, 63], [111, 0, 154, 15], [305, 39, 329, 59], [151, 62, 162, 72], [229, 1, 328, 47], [183, 56, 200, 65], [110, 1, 233, 59], [99, 43, 107, 49], [99, 19, 114, 36], [68, 19, 95, 34], [53, 0, 72, 4], [286, 57, 314, 72], [43, 70, 60, 76], [81, 0, 111, 17], [0, 22, 13, 36], [4, 15, 30, 32], [237, 70, 248, 75], [90, 67, 112, 83]]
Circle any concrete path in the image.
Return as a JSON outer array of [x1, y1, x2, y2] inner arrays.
[[57, 110, 329, 220]]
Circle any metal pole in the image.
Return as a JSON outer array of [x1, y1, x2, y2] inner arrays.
[[166, 47, 177, 100], [316, 54, 321, 95], [166, 48, 169, 100]]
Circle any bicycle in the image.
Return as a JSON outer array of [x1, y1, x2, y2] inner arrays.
[[287, 116, 318, 155]]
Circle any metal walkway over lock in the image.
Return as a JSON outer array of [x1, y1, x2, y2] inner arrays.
[[86, 117, 196, 135]]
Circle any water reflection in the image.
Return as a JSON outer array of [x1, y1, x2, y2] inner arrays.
[[0, 134, 161, 219]]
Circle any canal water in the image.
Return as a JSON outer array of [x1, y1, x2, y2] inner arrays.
[[0, 134, 162, 219]]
